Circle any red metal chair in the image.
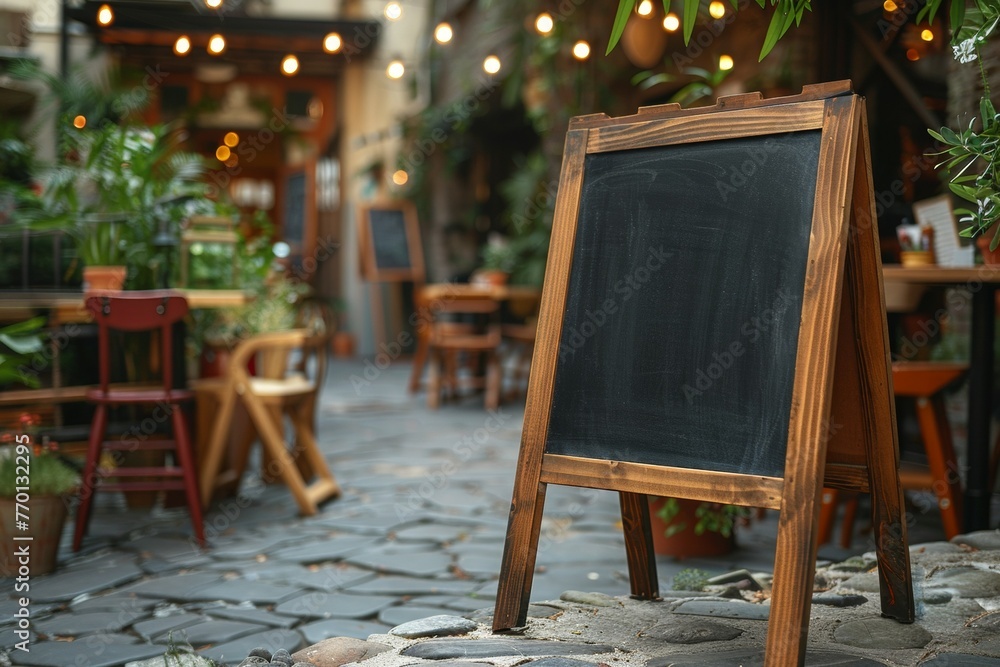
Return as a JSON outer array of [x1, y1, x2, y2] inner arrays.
[[73, 291, 205, 550]]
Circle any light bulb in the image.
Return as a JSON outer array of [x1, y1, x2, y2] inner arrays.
[[384, 2, 402, 20], [97, 4, 113, 26], [224, 132, 239, 147], [323, 32, 343, 53], [386, 60, 405, 79], [719, 54, 734, 70], [392, 170, 409, 186], [208, 34, 226, 55], [663, 13, 680, 31], [174, 35, 191, 56], [921, 29, 934, 41], [434, 22, 453, 44], [206, 0, 223, 8], [281, 54, 299, 76], [637, 0, 653, 16], [572, 40, 591, 61], [483, 55, 501, 74], [535, 13, 554, 34], [883, 0, 897, 11], [73, 115, 87, 129], [216, 146, 231, 161], [709, 1, 726, 19]]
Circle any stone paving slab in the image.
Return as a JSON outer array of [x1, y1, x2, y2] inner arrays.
[[274, 591, 398, 619], [269, 536, 380, 564], [26, 559, 145, 602], [158, 619, 268, 646], [299, 618, 393, 644], [645, 649, 886, 666], [203, 604, 299, 628], [10, 634, 164, 667], [132, 612, 204, 641], [343, 575, 480, 596], [34, 608, 147, 637], [197, 627, 304, 664], [400, 638, 616, 659]]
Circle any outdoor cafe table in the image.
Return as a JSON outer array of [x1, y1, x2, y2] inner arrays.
[[408, 283, 541, 394], [882, 265, 1000, 531]]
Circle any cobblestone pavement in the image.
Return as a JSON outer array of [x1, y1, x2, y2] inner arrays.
[[0, 359, 996, 666]]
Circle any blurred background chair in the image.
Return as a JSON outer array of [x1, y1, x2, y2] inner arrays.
[[426, 296, 502, 410], [73, 291, 204, 551]]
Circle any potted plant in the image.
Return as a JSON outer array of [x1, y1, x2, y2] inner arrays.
[[649, 496, 752, 558], [0, 415, 79, 576], [473, 234, 518, 286]]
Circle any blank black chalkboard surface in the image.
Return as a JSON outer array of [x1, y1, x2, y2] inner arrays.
[[493, 82, 914, 667], [358, 201, 425, 283]]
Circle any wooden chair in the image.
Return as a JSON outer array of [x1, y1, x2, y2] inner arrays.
[[426, 297, 502, 410], [73, 291, 204, 551], [197, 329, 339, 516], [819, 361, 966, 545], [501, 318, 536, 400]]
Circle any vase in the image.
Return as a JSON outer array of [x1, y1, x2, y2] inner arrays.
[[82, 265, 126, 291], [0, 495, 69, 576], [648, 497, 736, 559]]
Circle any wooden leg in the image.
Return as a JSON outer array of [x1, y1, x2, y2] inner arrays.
[[917, 396, 963, 539], [493, 481, 548, 631], [73, 404, 107, 551], [409, 326, 430, 393], [291, 399, 341, 501], [619, 492, 659, 600], [817, 488, 838, 546], [485, 350, 500, 411], [172, 404, 205, 547], [427, 348, 442, 409], [243, 394, 318, 516], [198, 387, 237, 507], [839, 495, 859, 549]]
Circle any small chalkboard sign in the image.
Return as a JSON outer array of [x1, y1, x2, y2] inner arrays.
[[358, 201, 425, 283], [493, 82, 914, 666]]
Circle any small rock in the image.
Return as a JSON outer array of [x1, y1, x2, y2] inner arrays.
[[400, 638, 615, 659], [909, 541, 964, 555], [926, 568, 1000, 598], [672, 599, 769, 621], [922, 589, 953, 605], [833, 617, 932, 649], [238, 659, 269, 667], [838, 572, 882, 593], [642, 618, 743, 644], [829, 557, 875, 573], [951, 530, 1000, 551], [389, 614, 478, 639], [707, 569, 763, 591], [812, 593, 868, 608], [559, 591, 616, 607], [292, 637, 393, 667], [920, 654, 1000, 666], [250, 648, 273, 660]]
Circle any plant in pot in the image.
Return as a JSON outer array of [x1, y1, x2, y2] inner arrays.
[[649, 496, 752, 559], [474, 234, 519, 286], [0, 415, 80, 577]]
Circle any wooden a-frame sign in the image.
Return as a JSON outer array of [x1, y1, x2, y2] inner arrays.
[[492, 81, 915, 666]]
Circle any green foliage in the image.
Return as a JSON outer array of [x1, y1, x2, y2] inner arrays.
[[656, 497, 751, 537], [632, 66, 732, 107], [0, 318, 46, 389], [608, 0, 812, 61], [924, 0, 1000, 247], [672, 568, 711, 591], [0, 443, 79, 498]]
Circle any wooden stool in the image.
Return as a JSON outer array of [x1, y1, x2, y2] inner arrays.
[[73, 291, 204, 551], [819, 361, 966, 546]]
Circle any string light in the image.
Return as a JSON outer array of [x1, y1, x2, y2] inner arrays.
[[637, 0, 653, 16], [206, 0, 223, 8], [663, 13, 680, 31], [384, 2, 402, 20], [224, 132, 239, 147], [921, 29, 934, 41], [386, 59, 405, 79], [906, 48, 920, 61], [216, 146, 231, 161], [173, 35, 191, 56], [392, 170, 409, 186], [97, 4, 113, 26], [483, 55, 501, 74], [883, 0, 897, 11], [434, 23, 453, 44], [572, 40, 591, 61], [73, 115, 87, 129], [535, 13, 554, 34], [281, 54, 300, 76], [323, 32, 343, 53], [709, 1, 726, 18], [208, 34, 226, 55], [719, 54, 734, 70]]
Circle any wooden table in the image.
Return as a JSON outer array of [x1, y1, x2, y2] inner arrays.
[[0, 289, 248, 324], [882, 265, 1000, 530], [408, 283, 541, 393]]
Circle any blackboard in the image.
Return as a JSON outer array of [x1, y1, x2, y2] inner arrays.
[[284, 171, 306, 250], [493, 83, 914, 665], [358, 201, 425, 282], [546, 133, 820, 477]]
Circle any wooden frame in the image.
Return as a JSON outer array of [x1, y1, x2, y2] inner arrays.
[[357, 200, 426, 283], [492, 82, 914, 666]]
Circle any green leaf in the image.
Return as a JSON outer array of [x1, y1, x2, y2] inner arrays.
[[729, 0, 739, 7], [683, 0, 700, 44], [606, 0, 636, 55], [982, 97, 997, 129], [0, 334, 43, 356], [991, 222, 1000, 251], [951, 0, 967, 40], [949, 182, 980, 202], [0, 316, 46, 337], [759, 0, 796, 61]]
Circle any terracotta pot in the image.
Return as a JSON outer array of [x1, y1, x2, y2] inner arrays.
[[471, 270, 509, 287], [331, 331, 356, 358], [0, 495, 70, 576], [900, 251, 935, 267], [82, 266, 126, 291], [648, 497, 736, 559], [976, 236, 1000, 265]]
